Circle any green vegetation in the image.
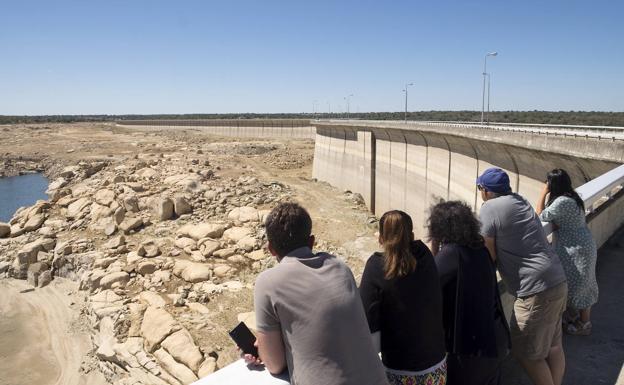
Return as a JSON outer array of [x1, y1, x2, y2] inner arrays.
[[1, 111, 624, 127]]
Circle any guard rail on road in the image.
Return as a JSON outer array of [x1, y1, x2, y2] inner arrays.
[[318, 119, 624, 141]]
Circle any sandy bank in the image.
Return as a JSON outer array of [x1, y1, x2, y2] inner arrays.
[[0, 278, 107, 385]]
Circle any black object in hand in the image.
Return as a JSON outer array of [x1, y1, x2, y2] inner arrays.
[[229, 322, 258, 357]]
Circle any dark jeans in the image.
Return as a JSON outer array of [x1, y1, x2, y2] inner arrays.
[[447, 355, 502, 385]]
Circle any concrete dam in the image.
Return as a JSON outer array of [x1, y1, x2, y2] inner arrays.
[[311, 120, 624, 243]]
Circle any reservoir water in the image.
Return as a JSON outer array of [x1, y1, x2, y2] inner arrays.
[[0, 173, 49, 222]]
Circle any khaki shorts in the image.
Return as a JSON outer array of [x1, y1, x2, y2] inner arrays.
[[510, 282, 568, 360]]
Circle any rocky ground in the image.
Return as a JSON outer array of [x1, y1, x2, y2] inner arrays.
[[0, 123, 378, 385]]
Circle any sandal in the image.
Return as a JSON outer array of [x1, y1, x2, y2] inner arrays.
[[565, 320, 592, 336], [562, 312, 578, 328]]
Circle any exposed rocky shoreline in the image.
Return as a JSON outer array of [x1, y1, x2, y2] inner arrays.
[[0, 149, 296, 384]]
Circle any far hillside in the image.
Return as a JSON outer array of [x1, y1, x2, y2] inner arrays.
[[1, 111, 624, 127]]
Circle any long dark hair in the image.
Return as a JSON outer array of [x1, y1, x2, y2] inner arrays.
[[546, 169, 584, 211], [427, 200, 484, 249], [379, 210, 416, 279]]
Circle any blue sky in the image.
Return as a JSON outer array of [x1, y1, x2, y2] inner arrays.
[[1, 0, 622, 114]]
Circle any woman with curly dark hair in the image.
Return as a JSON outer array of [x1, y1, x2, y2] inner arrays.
[[428, 200, 510, 385]]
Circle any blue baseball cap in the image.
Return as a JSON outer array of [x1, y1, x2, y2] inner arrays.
[[476, 168, 512, 194]]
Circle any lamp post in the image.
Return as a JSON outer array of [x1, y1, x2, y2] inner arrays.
[[344, 94, 353, 119], [486, 74, 491, 124], [481, 51, 497, 124], [403, 83, 414, 123], [312, 100, 318, 120]]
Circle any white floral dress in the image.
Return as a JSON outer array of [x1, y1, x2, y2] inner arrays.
[[540, 196, 599, 309]]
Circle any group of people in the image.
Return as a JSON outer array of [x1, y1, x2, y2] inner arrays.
[[243, 167, 599, 385]]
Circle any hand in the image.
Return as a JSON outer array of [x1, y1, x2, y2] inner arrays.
[[542, 182, 550, 194], [240, 341, 263, 367], [243, 353, 263, 366]]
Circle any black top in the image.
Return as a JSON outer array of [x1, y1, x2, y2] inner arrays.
[[435, 243, 510, 358], [359, 240, 446, 371]]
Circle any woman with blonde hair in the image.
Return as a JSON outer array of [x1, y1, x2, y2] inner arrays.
[[360, 210, 447, 385]]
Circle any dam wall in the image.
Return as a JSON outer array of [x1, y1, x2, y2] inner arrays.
[[312, 121, 624, 242], [116, 119, 316, 139]]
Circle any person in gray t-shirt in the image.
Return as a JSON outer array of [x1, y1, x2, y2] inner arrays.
[[244, 202, 388, 385], [477, 168, 567, 385]]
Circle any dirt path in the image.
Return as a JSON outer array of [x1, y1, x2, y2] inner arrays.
[[0, 279, 107, 385]]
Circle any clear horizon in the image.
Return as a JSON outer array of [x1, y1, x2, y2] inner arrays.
[[2, 0, 623, 115]]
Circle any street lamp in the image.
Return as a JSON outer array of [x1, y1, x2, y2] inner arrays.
[[403, 83, 414, 123], [312, 100, 318, 120], [486, 74, 492, 124], [344, 94, 354, 119], [481, 51, 497, 124]]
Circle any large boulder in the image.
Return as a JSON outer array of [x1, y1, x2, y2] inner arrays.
[[104, 235, 125, 250], [135, 167, 158, 179], [247, 249, 267, 261], [14, 241, 44, 278], [113, 207, 126, 225], [173, 196, 192, 216], [228, 206, 259, 223], [237, 236, 257, 252], [91, 203, 114, 221], [173, 260, 212, 283], [164, 173, 204, 192], [123, 196, 140, 212], [174, 237, 196, 250], [47, 177, 68, 192], [94, 189, 115, 207], [213, 265, 234, 278], [119, 217, 143, 234], [198, 238, 220, 257], [177, 223, 225, 241], [137, 240, 160, 258], [137, 261, 157, 275], [27, 262, 49, 287], [153, 348, 198, 384], [138, 291, 167, 308], [141, 307, 180, 352], [90, 290, 125, 319], [0, 222, 10, 238], [223, 227, 253, 243], [198, 357, 217, 378], [38, 270, 53, 288], [153, 198, 174, 221], [66, 197, 91, 218], [99, 271, 130, 289], [161, 329, 204, 372], [22, 214, 46, 233]]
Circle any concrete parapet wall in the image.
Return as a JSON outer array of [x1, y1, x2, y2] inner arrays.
[[312, 122, 620, 238], [588, 191, 624, 248], [117, 119, 316, 139]]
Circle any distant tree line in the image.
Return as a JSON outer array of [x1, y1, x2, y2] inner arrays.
[[1, 111, 623, 127]]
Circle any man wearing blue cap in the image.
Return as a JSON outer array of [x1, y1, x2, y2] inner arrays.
[[477, 168, 568, 385]]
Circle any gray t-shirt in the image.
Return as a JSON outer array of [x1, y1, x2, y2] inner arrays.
[[254, 247, 388, 385], [479, 194, 566, 297]]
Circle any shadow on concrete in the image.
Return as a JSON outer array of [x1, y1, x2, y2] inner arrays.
[[502, 227, 624, 385]]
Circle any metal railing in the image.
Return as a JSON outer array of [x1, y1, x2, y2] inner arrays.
[[317, 119, 624, 141]]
